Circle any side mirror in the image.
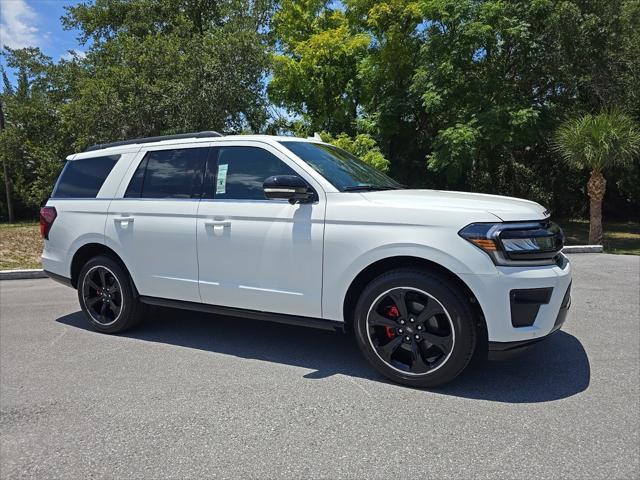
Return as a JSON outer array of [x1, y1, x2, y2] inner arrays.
[[263, 175, 314, 204]]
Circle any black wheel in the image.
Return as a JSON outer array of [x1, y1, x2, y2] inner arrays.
[[353, 269, 476, 388], [77, 255, 143, 333]]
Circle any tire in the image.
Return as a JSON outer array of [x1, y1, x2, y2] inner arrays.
[[353, 269, 476, 388], [77, 255, 144, 333]]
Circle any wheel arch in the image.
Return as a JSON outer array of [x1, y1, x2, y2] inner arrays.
[[342, 256, 487, 346], [70, 243, 136, 293]]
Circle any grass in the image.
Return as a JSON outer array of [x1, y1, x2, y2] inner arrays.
[[559, 219, 640, 255], [0, 222, 42, 270], [0, 218, 638, 271]]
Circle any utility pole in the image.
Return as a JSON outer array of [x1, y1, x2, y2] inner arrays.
[[0, 99, 15, 223]]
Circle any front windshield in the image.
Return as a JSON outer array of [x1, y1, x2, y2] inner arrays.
[[280, 141, 403, 191]]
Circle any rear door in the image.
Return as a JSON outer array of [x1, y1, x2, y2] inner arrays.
[[196, 142, 325, 318], [105, 145, 210, 302]]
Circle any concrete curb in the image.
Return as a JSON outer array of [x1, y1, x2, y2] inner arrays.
[[0, 269, 48, 280], [0, 245, 605, 281], [562, 245, 604, 253]]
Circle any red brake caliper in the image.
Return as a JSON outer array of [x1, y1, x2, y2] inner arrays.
[[384, 305, 400, 339]]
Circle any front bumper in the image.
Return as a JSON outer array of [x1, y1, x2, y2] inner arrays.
[[487, 282, 571, 359], [460, 254, 572, 343]]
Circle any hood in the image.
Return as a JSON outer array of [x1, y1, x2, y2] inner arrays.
[[360, 189, 549, 222]]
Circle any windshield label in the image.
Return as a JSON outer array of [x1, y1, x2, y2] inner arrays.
[[216, 164, 228, 194]]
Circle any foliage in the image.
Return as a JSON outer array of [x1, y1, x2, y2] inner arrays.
[[552, 110, 640, 243], [271, 0, 640, 213], [61, 0, 274, 150], [320, 132, 390, 172], [269, 1, 371, 135], [0, 49, 68, 216], [1, 0, 640, 222], [553, 111, 640, 173]]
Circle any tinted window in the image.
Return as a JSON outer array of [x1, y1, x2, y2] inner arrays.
[[280, 141, 402, 191], [52, 155, 120, 198], [211, 147, 298, 200], [124, 157, 147, 198], [125, 148, 208, 199]]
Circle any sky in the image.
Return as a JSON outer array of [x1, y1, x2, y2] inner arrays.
[[0, 0, 85, 65]]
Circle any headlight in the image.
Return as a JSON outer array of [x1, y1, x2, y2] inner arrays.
[[459, 221, 564, 266]]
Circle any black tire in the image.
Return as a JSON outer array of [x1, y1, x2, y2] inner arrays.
[[77, 255, 144, 333], [353, 269, 476, 388]]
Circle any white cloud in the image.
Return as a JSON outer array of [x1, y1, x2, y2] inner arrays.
[[0, 0, 40, 49], [61, 49, 86, 61]]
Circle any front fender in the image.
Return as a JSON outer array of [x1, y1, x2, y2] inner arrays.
[[322, 240, 496, 322]]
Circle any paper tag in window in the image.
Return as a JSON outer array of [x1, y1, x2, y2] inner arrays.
[[216, 164, 228, 194]]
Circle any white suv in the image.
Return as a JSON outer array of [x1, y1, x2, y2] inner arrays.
[[41, 131, 571, 387]]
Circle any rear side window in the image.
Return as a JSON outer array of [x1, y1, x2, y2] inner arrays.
[[125, 148, 209, 199], [52, 155, 120, 198], [209, 146, 297, 200]]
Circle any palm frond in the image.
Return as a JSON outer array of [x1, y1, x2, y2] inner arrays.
[[552, 110, 640, 172]]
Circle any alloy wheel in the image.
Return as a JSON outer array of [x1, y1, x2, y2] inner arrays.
[[82, 266, 123, 326], [366, 287, 455, 375]]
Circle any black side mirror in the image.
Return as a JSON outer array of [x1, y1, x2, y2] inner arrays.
[[263, 175, 314, 204]]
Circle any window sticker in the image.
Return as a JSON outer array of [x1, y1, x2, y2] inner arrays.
[[216, 163, 228, 194]]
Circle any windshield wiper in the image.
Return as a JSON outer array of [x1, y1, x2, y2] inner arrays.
[[342, 185, 400, 192]]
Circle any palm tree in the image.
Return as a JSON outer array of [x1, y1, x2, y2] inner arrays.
[[553, 111, 640, 245]]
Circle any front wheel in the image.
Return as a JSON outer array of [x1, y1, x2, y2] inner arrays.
[[77, 255, 143, 333], [353, 269, 477, 388]]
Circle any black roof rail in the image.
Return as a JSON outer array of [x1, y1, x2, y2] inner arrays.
[[85, 131, 223, 152]]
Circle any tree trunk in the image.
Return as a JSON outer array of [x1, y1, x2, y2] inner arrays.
[[0, 100, 14, 223], [1, 159, 13, 223], [587, 169, 606, 245]]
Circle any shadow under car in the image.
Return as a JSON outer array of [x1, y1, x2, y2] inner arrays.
[[56, 306, 590, 403]]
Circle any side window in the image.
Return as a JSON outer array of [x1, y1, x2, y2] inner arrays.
[[52, 155, 120, 198], [124, 157, 147, 198], [125, 148, 208, 199], [211, 146, 298, 200]]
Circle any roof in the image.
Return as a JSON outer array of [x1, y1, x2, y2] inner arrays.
[[75, 132, 320, 158], [85, 131, 223, 152]]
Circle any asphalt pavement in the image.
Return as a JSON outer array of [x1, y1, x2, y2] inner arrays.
[[1, 254, 638, 479]]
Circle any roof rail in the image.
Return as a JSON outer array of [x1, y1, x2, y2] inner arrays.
[[85, 131, 223, 152]]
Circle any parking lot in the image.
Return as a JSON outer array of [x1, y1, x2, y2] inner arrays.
[[1, 253, 638, 479]]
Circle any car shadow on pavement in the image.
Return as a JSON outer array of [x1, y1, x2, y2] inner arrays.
[[57, 307, 590, 403]]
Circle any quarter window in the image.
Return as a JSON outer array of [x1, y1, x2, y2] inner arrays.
[[210, 147, 297, 200], [125, 148, 208, 198], [52, 155, 120, 198]]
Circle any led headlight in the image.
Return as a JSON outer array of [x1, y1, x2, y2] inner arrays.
[[459, 221, 564, 266]]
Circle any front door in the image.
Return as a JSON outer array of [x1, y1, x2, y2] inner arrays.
[[105, 146, 209, 303], [196, 143, 325, 318]]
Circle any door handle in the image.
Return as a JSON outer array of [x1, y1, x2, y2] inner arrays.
[[114, 216, 134, 224], [204, 219, 231, 227]]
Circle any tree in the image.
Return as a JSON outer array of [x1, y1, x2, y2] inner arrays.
[[320, 132, 390, 171], [62, 0, 274, 149], [553, 111, 640, 244], [0, 48, 65, 220], [269, 0, 371, 135], [0, 70, 13, 222]]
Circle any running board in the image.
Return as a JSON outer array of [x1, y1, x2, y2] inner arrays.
[[139, 296, 345, 333]]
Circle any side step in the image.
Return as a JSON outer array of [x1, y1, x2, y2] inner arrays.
[[139, 296, 345, 333]]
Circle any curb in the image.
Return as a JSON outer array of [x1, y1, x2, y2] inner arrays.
[[0, 269, 48, 280], [562, 245, 604, 253], [0, 245, 605, 281]]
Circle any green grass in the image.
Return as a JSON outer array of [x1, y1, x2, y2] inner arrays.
[[559, 219, 640, 255], [0, 218, 638, 271]]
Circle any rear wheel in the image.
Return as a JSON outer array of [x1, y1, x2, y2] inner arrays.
[[77, 255, 143, 333], [353, 269, 476, 388]]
